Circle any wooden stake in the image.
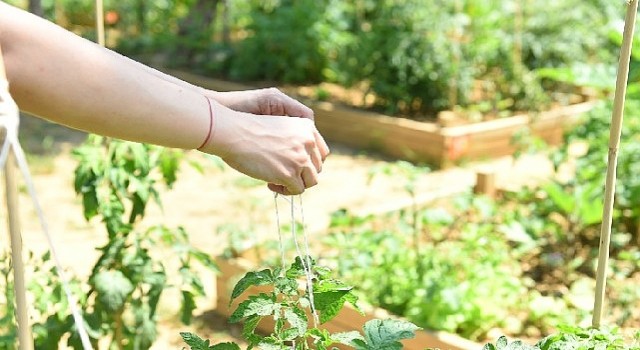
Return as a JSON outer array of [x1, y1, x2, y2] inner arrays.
[[5, 153, 33, 350], [95, 0, 105, 47], [0, 37, 33, 350], [592, 0, 638, 328]]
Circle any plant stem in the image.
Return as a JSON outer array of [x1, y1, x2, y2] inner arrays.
[[114, 310, 125, 350], [592, 0, 638, 328]]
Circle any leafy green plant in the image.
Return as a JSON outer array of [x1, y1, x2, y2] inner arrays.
[[65, 136, 218, 349], [180, 256, 420, 349], [0, 252, 17, 349], [322, 194, 532, 341], [0, 136, 217, 349], [483, 326, 640, 350]]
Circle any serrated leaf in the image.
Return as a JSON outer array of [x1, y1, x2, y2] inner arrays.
[[331, 331, 365, 346], [229, 294, 279, 323], [256, 341, 288, 350], [180, 332, 214, 349], [231, 270, 274, 302], [283, 307, 307, 340], [243, 315, 263, 344], [212, 343, 241, 350], [92, 270, 133, 312], [286, 256, 314, 279], [354, 319, 420, 350], [274, 276, 298, 296], [313, 280, 354, 324]]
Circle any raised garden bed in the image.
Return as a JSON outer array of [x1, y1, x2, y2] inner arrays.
[[167, 69, 597, 168], [213, 255, 482, 350]]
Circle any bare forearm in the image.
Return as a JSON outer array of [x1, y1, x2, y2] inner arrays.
[[0, 2, 209, 149]]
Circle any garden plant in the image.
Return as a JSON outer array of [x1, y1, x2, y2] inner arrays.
[[0, 136, 217, 349]]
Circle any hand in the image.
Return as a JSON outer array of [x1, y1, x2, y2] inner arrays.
[[200, 101, 329, 195], [208, 88, 314, 119]]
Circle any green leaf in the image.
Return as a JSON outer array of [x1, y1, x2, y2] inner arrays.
[[354, 319, 420, 350], [256, 339, 288, 350], [211, 343, 241, 350], [181, 290, 197, 325], [231, 269, 274, 301], [92, 270, 134, 312], [274, 276, 298, 296], [497, 336, 508, 350], [543, 182, 574, 215], [242, 315, 262, 344], [180, 332, 215, 350], [229, 294, 279, 323], [313, 280, 355, 324], [283, 307, 308, 340], [331, 331, 365, 346], [190, 250, 218, 271], [159, 149, 181, 186], [286, 256, 313, 279]]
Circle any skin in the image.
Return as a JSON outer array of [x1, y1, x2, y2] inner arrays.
[[0, 2, 329, 195]]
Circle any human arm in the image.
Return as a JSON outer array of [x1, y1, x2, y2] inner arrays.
[[0, 2, 328, 194]]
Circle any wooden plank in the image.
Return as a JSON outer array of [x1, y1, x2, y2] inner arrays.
[[165, 69, 596, 167]]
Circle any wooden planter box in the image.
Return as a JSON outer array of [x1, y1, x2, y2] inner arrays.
[[213, 256, 482, 350], [168, 69, 596, 168]]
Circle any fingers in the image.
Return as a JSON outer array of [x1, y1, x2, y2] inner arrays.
[[261, 88, 314, 120], [281, 93, 314, 120], [267, 163, 318, 196], [314, 129, 330, 161]]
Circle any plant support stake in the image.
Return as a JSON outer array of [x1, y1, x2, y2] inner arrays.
[[5, 154, 32, 350], [95, 0, 105, 47], [592, 0, 638, 328]]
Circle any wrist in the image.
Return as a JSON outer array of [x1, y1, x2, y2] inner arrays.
[[196, 99, 236, 157]]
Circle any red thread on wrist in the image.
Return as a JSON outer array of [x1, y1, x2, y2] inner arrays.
[[197, 96, 214, 151]]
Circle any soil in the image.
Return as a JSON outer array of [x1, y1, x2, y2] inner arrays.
[[2, 115, 602, 348]]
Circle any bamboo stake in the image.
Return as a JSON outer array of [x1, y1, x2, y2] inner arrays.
[[95, 0, 105, 47], [0, 41, 33, 350], [5, 154, 33, 350], [592, 0, 638, 328]]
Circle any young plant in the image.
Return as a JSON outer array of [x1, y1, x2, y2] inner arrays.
[[483, 326, 640, 350], [181, 256, 420, 349], [19, 135, 218, 349]]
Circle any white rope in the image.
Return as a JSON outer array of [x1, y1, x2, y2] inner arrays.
[[0, 80, 93, 349], [274, 194, 319, 327]]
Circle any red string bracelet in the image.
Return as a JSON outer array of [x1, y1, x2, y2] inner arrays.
[[197, 96, 214, 151]]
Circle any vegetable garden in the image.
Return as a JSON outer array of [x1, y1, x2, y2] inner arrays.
[[2, 0, 640, 349]]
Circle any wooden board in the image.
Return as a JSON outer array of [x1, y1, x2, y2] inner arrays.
[[164, 69, 597, 167]]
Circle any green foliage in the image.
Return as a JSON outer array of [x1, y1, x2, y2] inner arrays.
[[335, 0, 472, 114], [323, 195, 529, 341], [0, 253, 16, 349], [182, 256, 420, 349], [350, 319, 421, 350], [484, 327, 640, 350], [70, 136, 217, 348], [226, 0, 333, 83], [181, 332, 241, 350], [101, 0, 623, 119], [0, 136, 217, 348]]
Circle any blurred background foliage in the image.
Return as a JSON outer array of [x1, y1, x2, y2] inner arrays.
[[8, 0, 626, 118]]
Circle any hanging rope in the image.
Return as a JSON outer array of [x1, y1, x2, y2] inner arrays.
[[274, 194, 319, 328], [0, 79, 94, 349], [592, 0, 638, 328]]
